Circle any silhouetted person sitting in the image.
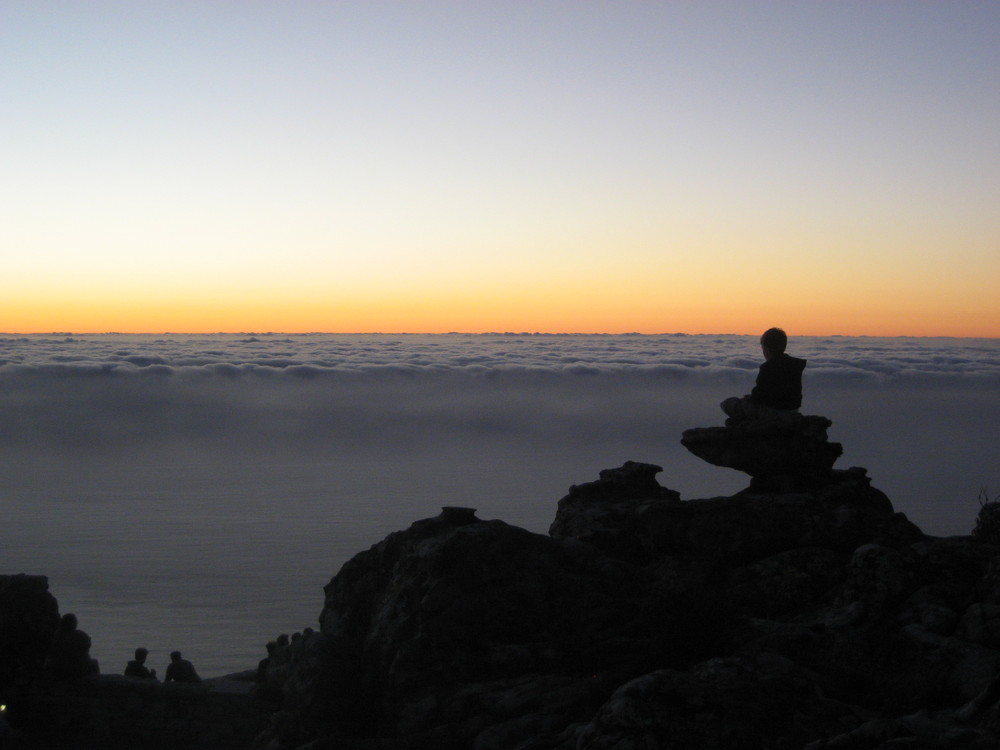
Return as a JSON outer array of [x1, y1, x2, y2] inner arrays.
[[124, 647, 157, 679], [164, 650, 201, 684], [256, 640, 277, 684], [44, 613, 100, 680], [722, 327, 806, 421]]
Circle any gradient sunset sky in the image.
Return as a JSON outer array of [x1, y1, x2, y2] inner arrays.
[[3, 2, 998, 336]]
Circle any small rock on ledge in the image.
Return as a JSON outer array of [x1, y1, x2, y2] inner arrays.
[[438, 506, 479, 524]]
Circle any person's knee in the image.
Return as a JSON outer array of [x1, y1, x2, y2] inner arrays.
[[721, 396, 741, 416]]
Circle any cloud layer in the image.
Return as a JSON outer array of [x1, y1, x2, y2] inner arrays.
[[2, 333, 997, 676], [1, 333, 997, 453], [3, 332, 998, 374]]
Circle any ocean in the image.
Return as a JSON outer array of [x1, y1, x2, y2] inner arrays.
[[2, 332, 999, 677]]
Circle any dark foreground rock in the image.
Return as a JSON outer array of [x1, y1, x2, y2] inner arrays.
[[0, 575, 60, 687], [0, 575, 265, 749], [248, 463, 1000, 750], [6, 456, 1000, 750]]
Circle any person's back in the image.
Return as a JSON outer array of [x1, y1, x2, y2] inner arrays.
[[164, 650, 201, 684], [124, 647, 156, 679], [751, 351, 806, 410]]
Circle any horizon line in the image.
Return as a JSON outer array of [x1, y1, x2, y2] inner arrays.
[[3, 330, 997, 340]]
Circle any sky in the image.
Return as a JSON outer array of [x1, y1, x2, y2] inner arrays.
[[2, 1, 998, 336]]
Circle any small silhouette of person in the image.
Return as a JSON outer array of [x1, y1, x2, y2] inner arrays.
[[124, 647, 157, 679], [256, 641, 277, 684], [722, 328, 806, 421], [44, 613, 100, 680], [164, 650, 201, 684]]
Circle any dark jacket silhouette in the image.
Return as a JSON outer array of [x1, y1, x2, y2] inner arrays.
[[750, 352, 806, 410], [164, 651, 201, 684], [124, 648, 156, 679]]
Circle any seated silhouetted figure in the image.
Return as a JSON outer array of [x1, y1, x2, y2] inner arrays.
[[164, 650, 201, 684], [256, 640, 277, 684], [124, 647, 157, 679], [722, 328, 806, 421], [44, 613, 100, 680]]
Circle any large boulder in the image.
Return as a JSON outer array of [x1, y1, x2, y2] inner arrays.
[[251, 464, 1000, 750], [0, 575, 60, 690], [681, 413, 843, 489], [551, 462, 921, 568], [578, 653, 858, 750], [548, 461, 681, 564], [269, 507, 664, 749]]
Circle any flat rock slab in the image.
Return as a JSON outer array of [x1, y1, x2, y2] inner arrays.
[[681, 413, 843, 481]]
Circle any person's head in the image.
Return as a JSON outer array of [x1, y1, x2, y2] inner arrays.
[[760, 327, 787, 359], [170, 650, 182, 662], [135, 648, 148, 662]]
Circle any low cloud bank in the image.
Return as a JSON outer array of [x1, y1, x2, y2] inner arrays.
[[1, 333, 997, 534], [2, 332, 998, 379]]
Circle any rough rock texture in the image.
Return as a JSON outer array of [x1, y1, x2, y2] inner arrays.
[[251, 462, 1000, 750], [264, 506, 659, 750], [7, 439, 1000, 749], [0, 575, 264, 748], [550, 462, 918, 568], [0, 574, 60, 690], [681, 412, 843, 489], [14, 675, 264, 749]]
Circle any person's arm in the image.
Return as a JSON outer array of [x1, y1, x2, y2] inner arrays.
[[749, 361, 776, 405]]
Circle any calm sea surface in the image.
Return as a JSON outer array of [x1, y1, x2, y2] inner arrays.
[[2, 333, 999, 675]]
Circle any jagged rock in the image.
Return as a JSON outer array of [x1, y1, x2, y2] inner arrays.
[[254, 460, 1000, 750], [11, 454, 1000, 750], [578, 653, 859, 750], [551, 463, 920, 567], [548, 461, 681, 564], [272, 507, 662, 749], [0, 575, 60, 690], [680, 412, 843, 489], [957, 604, 1000, 649], [803, 674, 1000, 750]]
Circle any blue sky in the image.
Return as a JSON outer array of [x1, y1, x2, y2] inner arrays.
[[3, 1, 998, 334]]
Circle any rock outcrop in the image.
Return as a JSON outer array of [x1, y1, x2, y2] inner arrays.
[[7, 419, 1000, 750], [0, 574, 60, 690], [681, 412, 843, 490], [0, 575, 264, 749], [249, 461, 1000, 750], [264, 506, 659, 749]]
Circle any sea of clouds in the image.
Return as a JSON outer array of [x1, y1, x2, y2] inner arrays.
[[2, 333, 998, 676]]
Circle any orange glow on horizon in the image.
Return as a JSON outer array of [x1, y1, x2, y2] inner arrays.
[[3, 284, 998, 338]]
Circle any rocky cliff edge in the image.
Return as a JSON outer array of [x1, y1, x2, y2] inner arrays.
[[6, 412, 1000, 750], [252, 425, 1000, 750]]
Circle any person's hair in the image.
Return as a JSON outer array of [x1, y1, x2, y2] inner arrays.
[[135, 648, 148, 659], [760, 327, 787, 354], [170, 650, 182, 660]]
